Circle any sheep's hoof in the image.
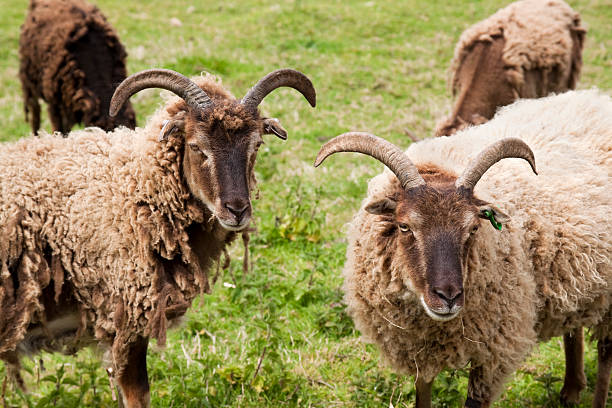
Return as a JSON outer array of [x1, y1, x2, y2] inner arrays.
[[559, 386, 581, 406]]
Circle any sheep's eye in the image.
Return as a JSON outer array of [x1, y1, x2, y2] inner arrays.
[[398, 223, 410, 233], [471, 225, 479, 234], [189, 144, 208, 160]]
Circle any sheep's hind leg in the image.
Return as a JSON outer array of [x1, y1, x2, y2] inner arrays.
[[116, 336, 150, 408], [560, 328, 586, 405], [415, 377, 433, 408], [593, 336, 612, 408], [465, 366, 492, 408], [27, 97, 41, 135]]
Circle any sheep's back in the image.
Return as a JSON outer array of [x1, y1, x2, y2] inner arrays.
[[451, 0, 584, 94]]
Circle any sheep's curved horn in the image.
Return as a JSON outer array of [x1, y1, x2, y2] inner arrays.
[[241, 69, 316, 111], [110, 69, 213, 117], [314, 132, 426, 191], [456, 137, 537, 192]]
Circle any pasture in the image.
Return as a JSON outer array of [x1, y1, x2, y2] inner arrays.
[[0, 0, 611, 406]]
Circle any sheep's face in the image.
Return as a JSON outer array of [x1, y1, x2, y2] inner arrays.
[[365, 172, 509, 322], [170, 102, 289, 232], [85, 102, 136, 132], [178, 104, 266, 231], [104, 102, 137, 131], [317, 134, 533, 321]]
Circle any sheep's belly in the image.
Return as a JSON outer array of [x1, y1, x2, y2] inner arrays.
[[18, 313, 94, 356]]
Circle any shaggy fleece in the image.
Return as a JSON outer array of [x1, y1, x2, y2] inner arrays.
[[344, 90, 611, 399], [0, 76, 237, 375]]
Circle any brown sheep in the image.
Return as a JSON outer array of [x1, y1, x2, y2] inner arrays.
[[316, 90, 611, 407], [435, 0, 585, 137], [19, 0, 136, 134], [0, 68, 316, 408]]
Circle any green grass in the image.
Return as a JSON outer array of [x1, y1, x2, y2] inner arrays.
[[1, 0, 611, 406]]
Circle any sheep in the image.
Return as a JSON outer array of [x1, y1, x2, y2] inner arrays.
[[315, 89, 611, 408], [0, 67, 316, 408], [18, 0, 136, 134], [435, 0, 585, 137]]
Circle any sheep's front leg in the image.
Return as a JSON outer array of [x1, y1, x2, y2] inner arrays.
[[560, 328, 586, 405], [116, 336, 150, 408], [593, 336, 612, 408], [415, 377, 433, 408], [47, 104, 65, 134], [0, 351, 25, 391], [465, 366, 491, 408]]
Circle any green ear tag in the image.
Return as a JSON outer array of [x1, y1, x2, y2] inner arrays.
[[483, 210, 503, 231]]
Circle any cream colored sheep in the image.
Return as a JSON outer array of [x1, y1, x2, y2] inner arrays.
[[316, 90, 611, 407]]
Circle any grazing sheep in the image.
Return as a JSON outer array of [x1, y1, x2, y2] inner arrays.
[[19, 0, 136, 134], [0, 68, 316, 408], [315, 90, 611, 407], [435, 0, 585, 136]]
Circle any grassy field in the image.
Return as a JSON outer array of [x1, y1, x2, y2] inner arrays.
[[1, 0, 611, 406]]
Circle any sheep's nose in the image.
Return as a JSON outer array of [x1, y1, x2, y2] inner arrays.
[[432, 285, 463, 308], [225, 201, 249, 221]]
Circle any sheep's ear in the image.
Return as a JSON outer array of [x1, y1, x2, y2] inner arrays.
[[365, 198, 397, 215], [478, 204, 510, 230], [263, 118, 287, 140], [159, 119, 185, 142]]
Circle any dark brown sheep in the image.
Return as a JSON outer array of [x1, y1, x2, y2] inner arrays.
[[19, 0, 136, 134], [0, 68, 316, 407], [435, 0, 585, 137]]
